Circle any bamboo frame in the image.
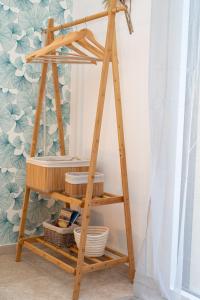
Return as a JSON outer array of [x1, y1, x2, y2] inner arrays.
[[16, 3, 135, 300]]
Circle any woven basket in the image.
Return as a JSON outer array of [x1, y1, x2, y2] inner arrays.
[[43, 221, 77, 248], [74, 226, 109, 257], [65, 172, 104, 198], [26, 156, 89, 193]]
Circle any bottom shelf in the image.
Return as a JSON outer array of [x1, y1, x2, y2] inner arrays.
[[22, 236, 129, 275]]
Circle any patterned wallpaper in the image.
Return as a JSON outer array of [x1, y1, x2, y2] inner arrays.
[[0, 0, 72, 245]]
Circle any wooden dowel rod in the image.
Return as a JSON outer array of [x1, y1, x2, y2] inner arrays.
[[32, 61, 96, 65], [48, 7, 126, 32]]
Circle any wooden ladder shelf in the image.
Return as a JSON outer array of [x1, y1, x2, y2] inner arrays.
[[16, 1, 135, 300]]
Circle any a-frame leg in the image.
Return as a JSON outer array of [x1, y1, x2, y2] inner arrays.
[[16, 62, 48, 262], [16, 187, 31, 261], [72, 2, 117, 300], [49, 18, 66, 155], [16, 21, 51, 262], [111, 32, 135, 282]]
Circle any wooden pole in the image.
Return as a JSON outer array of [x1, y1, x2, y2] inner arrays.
[[49, 18, 66, 155], [72, 1, 117, 299], [16, 20, 52, 262], [111, 30, 135, 282], [48, 7, 126, 32], [30, 65, 48, 157]]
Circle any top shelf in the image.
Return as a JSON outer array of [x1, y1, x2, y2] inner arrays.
[[39, 191, 124, 207]]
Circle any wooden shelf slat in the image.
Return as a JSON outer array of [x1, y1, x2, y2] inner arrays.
[[20, 236, 40, 243], [105, 247, 125, 258], [90, 195, 124, 206], [36, 237, 78, 263], [24, 241, 75, 274], [69, 246, 98, 264], [69, 246, 112, 264], [83, 256, 129, 273]]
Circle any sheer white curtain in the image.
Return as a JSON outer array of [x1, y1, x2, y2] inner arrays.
[[176, 1, 200, 298], [132, 0, 191, 299]]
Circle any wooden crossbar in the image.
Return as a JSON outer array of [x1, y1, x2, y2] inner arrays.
[[47, 7, 126, 32]]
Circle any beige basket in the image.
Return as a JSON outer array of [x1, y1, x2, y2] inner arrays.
[[74, 226, 109, 257], [43, 221, 77, 248], [26, 156, 89, 193], [65, 172, 104, 198]]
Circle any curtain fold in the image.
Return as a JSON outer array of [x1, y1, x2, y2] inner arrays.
[[133, 1, 190, 299]]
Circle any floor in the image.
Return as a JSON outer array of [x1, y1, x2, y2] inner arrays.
[[0, 245, 134, 300]]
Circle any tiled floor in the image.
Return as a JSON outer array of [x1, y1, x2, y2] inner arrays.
[[0, 245, 134, 300]]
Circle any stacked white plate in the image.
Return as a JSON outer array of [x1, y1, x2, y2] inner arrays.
[[74, 226, 109, 257]]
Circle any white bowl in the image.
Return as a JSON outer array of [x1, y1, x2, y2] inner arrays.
[[74, 226, 109, 257]]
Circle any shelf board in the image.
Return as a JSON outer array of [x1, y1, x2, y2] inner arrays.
[[89, 193, 124, 206], [39, 191, 124, 207], [22, 236, 128, 275], [50, 192, 82, 207]]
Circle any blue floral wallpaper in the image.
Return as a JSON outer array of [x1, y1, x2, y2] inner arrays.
[[0, 0, 72, 245]]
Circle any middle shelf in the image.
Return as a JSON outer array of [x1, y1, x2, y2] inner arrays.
[[34, 190, 124, 207]]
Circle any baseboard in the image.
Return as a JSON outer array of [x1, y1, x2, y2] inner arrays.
[[0, 243, 16, 255]]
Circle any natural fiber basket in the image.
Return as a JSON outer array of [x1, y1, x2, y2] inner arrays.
[[74, 226, 109, 257], [26, 156, 89, 193], [43, 221, 77, 248], [65, 172, 104, 198]]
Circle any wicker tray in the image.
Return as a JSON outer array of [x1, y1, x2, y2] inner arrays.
[[43, 221, 77, 248]]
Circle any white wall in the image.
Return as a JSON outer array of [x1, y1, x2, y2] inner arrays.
[[71, 0, 151, 258]]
